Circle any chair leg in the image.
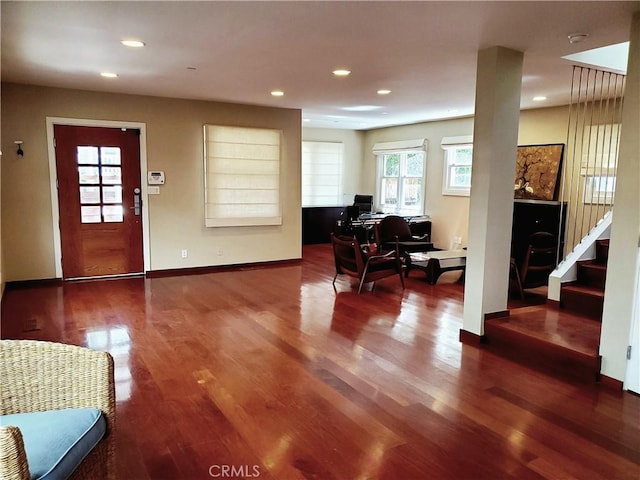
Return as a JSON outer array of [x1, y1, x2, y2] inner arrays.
[[510, 259, 524, 300], [358, 277, 367, 294], [398, 271, 405, 289], [332, 273, 338, 286], [358, 263, 371, 294]]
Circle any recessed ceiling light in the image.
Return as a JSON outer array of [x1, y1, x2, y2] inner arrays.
[[271, 90, 284, 97], [568, 33, 589, 44], [100, 72, 118, 78], [533, 96, 547, 101], [377, 89, 391, 95], [121, 39, 145, 48], [342, 105, 381, 112], [333, 69, 351, 77]]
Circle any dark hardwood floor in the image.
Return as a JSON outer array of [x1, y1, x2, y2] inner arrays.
[[2, 244, 639, 479]]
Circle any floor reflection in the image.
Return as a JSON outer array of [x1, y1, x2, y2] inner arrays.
[[86, 326, 133, 402]]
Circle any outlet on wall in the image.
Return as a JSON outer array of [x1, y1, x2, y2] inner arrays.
[[217, 248, 223, 256], [181, 249, 188, 258]]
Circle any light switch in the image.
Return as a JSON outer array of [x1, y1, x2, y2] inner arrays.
[[148, 186, 160, 195]]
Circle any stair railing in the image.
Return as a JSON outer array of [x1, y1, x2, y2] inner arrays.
[[558, 66, 626, 261]]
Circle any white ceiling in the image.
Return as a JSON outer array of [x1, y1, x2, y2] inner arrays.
[[2, 1, 638, 130]]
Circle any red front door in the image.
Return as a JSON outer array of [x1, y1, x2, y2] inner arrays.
[[54, 125, 143, 278]]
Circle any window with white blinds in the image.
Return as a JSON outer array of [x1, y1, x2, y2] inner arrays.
[[302, 141, 343, 207], [204, 125, 282, 227]]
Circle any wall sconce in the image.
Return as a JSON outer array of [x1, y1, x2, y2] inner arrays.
[[15, 140, 24, 157]]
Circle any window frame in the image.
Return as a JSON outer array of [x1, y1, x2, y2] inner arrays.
[[441, 135, 473, 197], [442, 144, 473, 196], [376, 149, 426, 215]]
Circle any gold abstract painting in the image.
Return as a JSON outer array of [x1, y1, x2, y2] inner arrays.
[[514, 144, 564, 201]]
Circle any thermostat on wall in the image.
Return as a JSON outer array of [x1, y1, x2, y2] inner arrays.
[[147, 171, 165, 185]]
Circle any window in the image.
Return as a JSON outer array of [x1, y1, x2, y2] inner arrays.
[[584, 175, 616, 204], [204, 125, 281, 227], [302, 141, 343, 207], [373, 139, 427, 215], [77, 145, 124, 223], [441, 135, 473, 196], [580, 123, 619, 205]]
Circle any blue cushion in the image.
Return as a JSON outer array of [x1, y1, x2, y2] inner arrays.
[[0, 408, 106, 480]]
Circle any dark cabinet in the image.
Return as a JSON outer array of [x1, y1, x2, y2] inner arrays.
[[302, 206, 345, 244], [511, 200, 566, 267]]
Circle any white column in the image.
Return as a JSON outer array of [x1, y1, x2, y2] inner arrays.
[[462, 46, 523, 337], [600, 11, 640, 382]]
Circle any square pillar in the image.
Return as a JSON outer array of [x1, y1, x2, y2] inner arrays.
[[462, 46, 524, 338]]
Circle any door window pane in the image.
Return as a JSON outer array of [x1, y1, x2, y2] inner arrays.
[[77, 145, 128, 224], [101, 147, 121, 165], [79, 186, 101, 204], [102, 167, 122, 185], [103, 205, 124, 223], [102, 186, 123, 204], [81, 206, 102, 223], [79, 166, 100, 184], [77, 146, 99, 165]]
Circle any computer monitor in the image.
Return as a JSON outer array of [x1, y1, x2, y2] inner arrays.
[[353, 194, 373, 214]]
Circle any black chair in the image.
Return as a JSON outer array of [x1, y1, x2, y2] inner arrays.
[[330, 233, 404, 294], [353, 194, 373, 214], [376, 215, 434, 251], [375, 216, 436, 277], [511, 231, 558, 299]]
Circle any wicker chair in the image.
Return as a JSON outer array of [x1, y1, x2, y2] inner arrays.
[[0, 340, 115, 480]]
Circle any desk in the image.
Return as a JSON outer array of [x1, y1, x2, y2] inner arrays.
[[406, 249, 466, 284], [336, 215, 431, 244]]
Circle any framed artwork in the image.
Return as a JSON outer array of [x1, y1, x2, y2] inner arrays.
[[514, 144, 564, 201]]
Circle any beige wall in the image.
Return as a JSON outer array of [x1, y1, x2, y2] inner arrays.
[[360, 106, 570, 249], [1, 83, 302, 281], [0, 81, 3, 294], [302, 127, 365, 204]]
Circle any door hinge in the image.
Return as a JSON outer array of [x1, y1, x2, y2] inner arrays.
[[53, 138, 56, 148], [627, 345, 632, 360]]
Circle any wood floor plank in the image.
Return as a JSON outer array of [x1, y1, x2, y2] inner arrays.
[[1, 244, 638, 479]]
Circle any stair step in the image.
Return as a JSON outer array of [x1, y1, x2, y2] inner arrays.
[[577, 261, 607, 289], [485, 312, 601, 383], [595, 239, 609, 264], [561, 284, 604, 321]]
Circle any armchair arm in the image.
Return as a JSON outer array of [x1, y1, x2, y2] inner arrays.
[[0, 426, 30, 480], [0, 341, 115, 434], [411, 233, 430, 241]]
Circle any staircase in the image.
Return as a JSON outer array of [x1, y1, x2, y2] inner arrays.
[[484, 238, 609, 384], [560, 239, 609, 321]]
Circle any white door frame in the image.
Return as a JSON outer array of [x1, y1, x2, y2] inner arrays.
[[46, 117, 151, 277], [624, 246, 640, 393]]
